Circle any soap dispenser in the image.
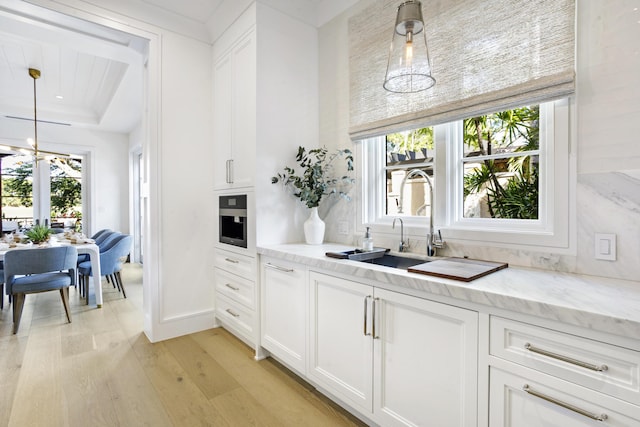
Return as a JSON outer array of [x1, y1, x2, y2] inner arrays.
[[363, 227, 373, 251]]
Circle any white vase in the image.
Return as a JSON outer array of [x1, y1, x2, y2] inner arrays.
[[304, 207, 325, 245]]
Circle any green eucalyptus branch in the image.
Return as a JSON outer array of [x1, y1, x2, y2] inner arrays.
[[271, 146, 354, 209]]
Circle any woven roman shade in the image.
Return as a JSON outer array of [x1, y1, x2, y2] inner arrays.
[[349, 0, 575, 139]]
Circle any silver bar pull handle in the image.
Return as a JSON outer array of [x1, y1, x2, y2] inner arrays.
[[224, 258, 239, 264], [225, 283, 240, 291], [265, 263, 294, 273], [225, 159, 230, 183], [372, 297, 380, 339], [524, 343, 608, 372], [225, 308, 240, 318], [228, 159, 234, 183], [522, 385, 608, 422], [364, 296, 371, 336]]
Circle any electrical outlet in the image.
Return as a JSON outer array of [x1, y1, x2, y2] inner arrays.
[[337, 221, 349, 235], [594, 233, 616, 261]]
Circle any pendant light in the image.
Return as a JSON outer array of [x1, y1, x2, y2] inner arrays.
[[383, 1, 435, 93], [29, 67, 42, 164], [0, 68, 74, 162]]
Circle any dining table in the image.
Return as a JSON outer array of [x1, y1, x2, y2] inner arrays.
[[0, 235, 103, 308]]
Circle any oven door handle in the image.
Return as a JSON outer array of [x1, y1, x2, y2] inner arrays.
[[219, 208, 247, 217]]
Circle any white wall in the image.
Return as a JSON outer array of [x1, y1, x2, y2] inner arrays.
[[254, 3, 320, 245], [158, 30, 214, 325], [318, 0, 640, 282], [318, 1, 372, 242]]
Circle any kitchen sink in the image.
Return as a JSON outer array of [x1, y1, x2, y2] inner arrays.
[[358, 254, 427, 269], [325, 249, 428, 270]]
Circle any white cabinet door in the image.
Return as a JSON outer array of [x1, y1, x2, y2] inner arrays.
[[212, 52, 233, 189], [373, 288, 478, 427], [490, 367, 640, 427], [308, 272, 480, 425], [212, 28, 256, 190], [261, 259, 307, 374], [228, 30, 255, 189], [308, 272, 374, 414]]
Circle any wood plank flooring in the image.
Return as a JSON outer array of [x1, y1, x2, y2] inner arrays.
[[0, 264, 367, 427]]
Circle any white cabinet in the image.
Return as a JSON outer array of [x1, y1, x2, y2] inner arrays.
[[260, 258, 307, 374], [212, 27, 256, 190], [373, 287, 478, 427], [490, 316, 640, 404], [308, 272, 374, 412], [490, 366, 640, 426], [308, 272, 479, 427], [214, 248, 257, 347], [489, 316, 640, 426]]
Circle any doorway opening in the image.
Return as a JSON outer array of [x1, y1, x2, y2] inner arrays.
[[0, 2, 151, 316]]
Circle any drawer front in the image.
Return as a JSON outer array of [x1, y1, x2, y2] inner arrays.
[[215, 292, 255, 345], [214, 248, 255, 280], [215, 268, 255, 309], [490, 316, 640, 405], [490, 366, 640, 427]]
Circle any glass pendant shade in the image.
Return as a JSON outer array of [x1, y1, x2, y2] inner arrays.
[[383, 1, 435, 93]]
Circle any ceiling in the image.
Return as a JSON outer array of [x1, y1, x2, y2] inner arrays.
[[0, 0, 356, 140], [0, 2, 147, 136]]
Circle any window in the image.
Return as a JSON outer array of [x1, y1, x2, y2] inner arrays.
[[360, 98, 572, 251], [461, 106, 540, 220], [1, 155, 83, 230], [385, 128, 435, 217], [49, 158, 83, 229], [2, 155, 34, 227]]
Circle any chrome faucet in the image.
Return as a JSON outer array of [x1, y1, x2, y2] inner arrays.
[[392, 217, 407, 252], [398, 168, 445, 256]]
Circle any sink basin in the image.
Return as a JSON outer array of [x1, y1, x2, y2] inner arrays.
[[325, 249, 428, 270], [359, 254, 427, 269]]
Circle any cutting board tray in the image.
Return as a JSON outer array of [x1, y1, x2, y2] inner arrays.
[[325, 248, 389, 261], [408, 257, 508, 282]]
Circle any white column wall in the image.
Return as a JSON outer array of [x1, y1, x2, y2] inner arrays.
[[158, 30, 214, 328], [254, 3, 320, 246]]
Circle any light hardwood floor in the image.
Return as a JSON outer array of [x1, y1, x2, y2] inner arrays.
[[0, 264, 367, 427]]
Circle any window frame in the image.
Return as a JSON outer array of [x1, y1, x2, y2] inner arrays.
[[358, 98, 575, 253]]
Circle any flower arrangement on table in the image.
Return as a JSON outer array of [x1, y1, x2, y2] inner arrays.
[[272, 146, 354, 244], [24, 224, 53, 244]]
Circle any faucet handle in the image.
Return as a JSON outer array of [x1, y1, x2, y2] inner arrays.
[[433, 229, 445, 248]]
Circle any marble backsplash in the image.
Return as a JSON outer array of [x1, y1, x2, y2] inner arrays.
[[323, 170, 640, 282]]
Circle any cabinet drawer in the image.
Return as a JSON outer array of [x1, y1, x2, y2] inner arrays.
[[214, 248, 255, 280], [490, 316, 640, 405], [216, 292, 255, 345], [215, 268, 255, 309], [490, 366, 640, 426]]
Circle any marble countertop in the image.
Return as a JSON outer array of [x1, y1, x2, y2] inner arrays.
[[257, 243, 640, 342]]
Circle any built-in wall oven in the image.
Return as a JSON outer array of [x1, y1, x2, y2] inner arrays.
[[219, 194, 248, 248]]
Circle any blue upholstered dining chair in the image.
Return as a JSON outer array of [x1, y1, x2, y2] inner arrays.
[[76, 229, 114, 266], [97, 232, 123, 253], [78, 234, 132, 304], [92, 229, 113, 244], [4, 246, 78, 334], [77, 231, 121, 299]]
